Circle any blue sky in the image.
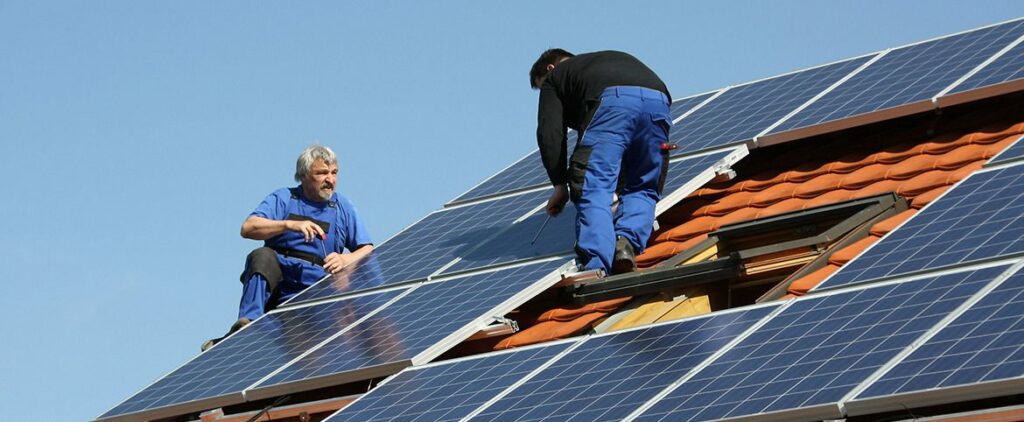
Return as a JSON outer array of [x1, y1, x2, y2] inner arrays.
[[2, 1, 1022, 420]]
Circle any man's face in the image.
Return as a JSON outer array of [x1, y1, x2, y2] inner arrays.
[[301, 158, 339, 202]]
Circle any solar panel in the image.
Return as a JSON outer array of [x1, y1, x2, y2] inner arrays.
[[472, 304, 778, 422], [634, 266, 1001, 422], [449, 132, 579, 205], [667, 56, 870, 155], [284, 253, 391, 306], [95, 290, 404, 422], [816, 162, 1024, 291], [295, 189, 550, 300], [944, 32, 1024, 98], [248, 259, 568, 399], [987, 134, 1024, 166], [847, 263, 1024, 415], [324, 341, 574, 422], [770, 20, 1024, 138], [669, 91, 718, 121], [441, 149, 742, 275]]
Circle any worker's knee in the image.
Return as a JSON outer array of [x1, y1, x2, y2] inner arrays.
[[240, 247, 284, 292]]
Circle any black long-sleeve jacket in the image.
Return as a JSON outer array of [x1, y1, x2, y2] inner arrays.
[[536, 50, 670, 185]]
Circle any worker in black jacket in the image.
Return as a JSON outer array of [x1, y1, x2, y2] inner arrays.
[[530, 49, 671, 274]]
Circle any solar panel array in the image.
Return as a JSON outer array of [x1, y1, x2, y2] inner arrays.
[[101, 18, 1024, 422], [252, 259, 567, 394], [634, 265, 1009, 421], [668, 56, 872, 155], [817, 162, 1024, 291], [769, 19, 1024, 137], [325, 342, 574, 422], [850, 265, 1024, 413], [472, 305, 778, 422], [98, 289, 404, 421]]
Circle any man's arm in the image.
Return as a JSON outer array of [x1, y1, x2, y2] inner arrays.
[[537, 82, 568, 187], [240, 215, 325, 242], [323, 244, 373, 274]]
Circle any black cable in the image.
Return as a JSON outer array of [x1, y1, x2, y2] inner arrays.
[[246, 395, 291, 422]]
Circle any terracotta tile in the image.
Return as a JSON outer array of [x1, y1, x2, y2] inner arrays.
[[801, 189, 855, 209], [935, 143, 989, 170], [740, 171, 788, 192], [839, 163, 888, 189], [896, 169, 952, 197], [849, 179, 902, 199], [493, 312, 607, 350], [756, 197, 805, 218], [792, 173, 844, 199], [873, 143, 920, 164], [828, 236, 879, 266], [827, 151, 875, 174], [911, 186, 950, 209], [870, 209, 918, 237], [787, 264, 840, 296], [715, 207, 760, 228], [705, 192, 754, 216], [537, 297, 632, 322], [885, 154, 940, 180], [946, 160, 985, 184], [782, 161, 831, 183], [967, 124, 1024, 145], [748, 182, 798, 208], [637, 234, 709, 267], [984, 135, 1023, 158], [656, 215, 717, 242], [919, 137, 969, 155]]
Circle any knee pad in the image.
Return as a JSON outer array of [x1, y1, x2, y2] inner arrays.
[[240, 247, 284, 292]]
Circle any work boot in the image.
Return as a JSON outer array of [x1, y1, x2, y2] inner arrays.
[[201, 317, 251, 352], [611, 236, 637, 275]]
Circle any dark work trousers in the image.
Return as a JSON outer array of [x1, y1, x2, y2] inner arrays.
[[570, 86, 671, 272]]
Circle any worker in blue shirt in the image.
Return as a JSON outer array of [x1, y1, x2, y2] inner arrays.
[[202, 145, 373, 351], [530, 49, 671, 275]]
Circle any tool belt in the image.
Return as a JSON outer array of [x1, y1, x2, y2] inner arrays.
[[270, 246, 324, 266]]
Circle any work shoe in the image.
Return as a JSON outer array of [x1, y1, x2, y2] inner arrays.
[[611, 236, 637, 275], [201, 317, 251, 352]]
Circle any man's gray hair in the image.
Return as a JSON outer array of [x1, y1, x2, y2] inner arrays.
[[294, 144, 338, 182]]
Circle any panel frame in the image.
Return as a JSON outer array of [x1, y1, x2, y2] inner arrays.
[[985, 134, 1024, 167], [245, 256, 577, 401], [842, 258, 1024, 417], [657, 145, 749, 215], [935, 27, 1024, 108]]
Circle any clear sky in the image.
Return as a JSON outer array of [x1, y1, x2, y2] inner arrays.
[[2, 1, 1022, 420]]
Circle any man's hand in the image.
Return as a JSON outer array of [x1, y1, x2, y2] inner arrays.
[[323, 252, 349, 274], [285, 219, 326, 242], [547, 184, 569, 216]]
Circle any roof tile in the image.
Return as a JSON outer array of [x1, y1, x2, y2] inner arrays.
[[870, 209, 918, 237]]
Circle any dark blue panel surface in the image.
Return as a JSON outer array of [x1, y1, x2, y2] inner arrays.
[[988, 135, 1024, 165], [450, 132, 579, 204], [636, 267, 1000, 422], [669, 92, 717, 121], [325, 343, 572, 422], [857, 265, 1024, 399], [443, 150, 734, 275], [772, 20, 1024, 135], [668, 57, 869, 155], [949, 32, 1024, 95], [97, 291, 402, 421], [819, 163, 1024, 290], [256, 259, 566, 389], [352, 189, 548, 289], [473, 305, 777, 422]]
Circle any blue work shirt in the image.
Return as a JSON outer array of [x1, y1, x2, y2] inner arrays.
[[251, 186, 372, 258]]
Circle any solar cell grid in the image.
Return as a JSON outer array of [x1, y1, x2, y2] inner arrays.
[[635, 266, 1003, 422], [669, 91, 717, 121], [325, 342, 573, 422], [97, 290, 403, 421], [254, 259, 567, 392], [450, 132, 579, 204], [472, 304, 777, 422], [818, 163, 1024, 290], [855, 264, 1024, 402], [667, 56, 869, 155], [948, 32, 1024, 95], [348, 189, 549, 288], [771, 20, 1024, 135]]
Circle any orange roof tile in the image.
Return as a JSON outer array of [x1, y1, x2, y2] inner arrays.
[[870, 209, 917, 237]]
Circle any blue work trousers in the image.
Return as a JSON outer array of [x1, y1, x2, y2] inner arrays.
[[238, 255, 326, 320], [571, 86, 671, 272]]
